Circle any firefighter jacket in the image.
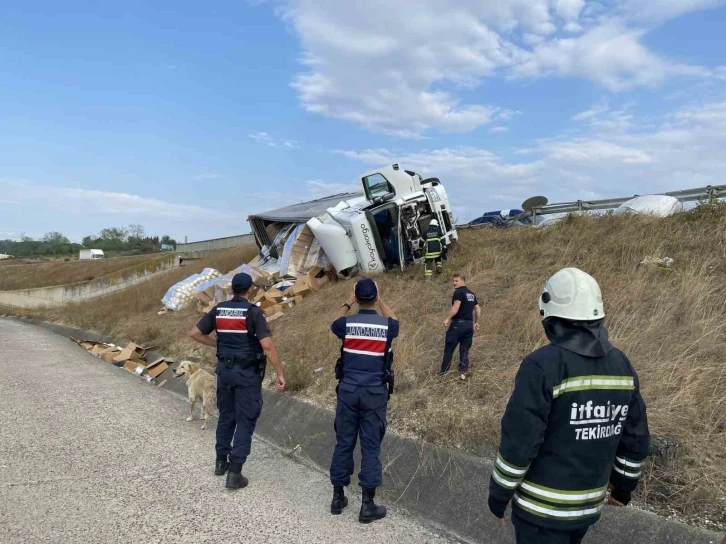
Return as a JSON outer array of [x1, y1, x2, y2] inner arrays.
[[488, 318, 650, 531], [423, 226, 445, 259]]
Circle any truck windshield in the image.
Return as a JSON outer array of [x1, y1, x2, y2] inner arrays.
[[363, 174, 392, 200]]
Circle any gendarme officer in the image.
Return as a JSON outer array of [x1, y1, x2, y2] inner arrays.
[[329, 278, 399, 523], [189, 272, 286, 490]]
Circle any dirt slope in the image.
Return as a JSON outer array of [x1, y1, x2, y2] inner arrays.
[[0, 253, 166, 291]]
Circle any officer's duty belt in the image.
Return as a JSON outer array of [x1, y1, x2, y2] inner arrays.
[[220, 354, 263, 368]]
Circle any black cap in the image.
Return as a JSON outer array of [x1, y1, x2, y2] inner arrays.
[[231, 272, 253, 291], [354, 278, 378, 301]]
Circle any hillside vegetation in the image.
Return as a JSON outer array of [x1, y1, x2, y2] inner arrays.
[[0, 253, 168, 291], [21, 205, 726, 528]]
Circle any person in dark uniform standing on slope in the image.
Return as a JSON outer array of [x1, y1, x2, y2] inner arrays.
[[329, 278, 399, 523], [440, 273, 480, 380], [189, 272, 286, 490], [422, 218, 447, 277], [488, 267, 650, 544]]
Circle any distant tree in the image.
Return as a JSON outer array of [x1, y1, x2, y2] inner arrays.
[[43, 231, 70, 244], [161, 235, 177, 247], [20, 232, 33, 242], [100, 227, 128, 241], [127, 224, 145, 239]]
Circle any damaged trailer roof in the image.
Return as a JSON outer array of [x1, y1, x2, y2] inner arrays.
[[248, 192, 362, 223]]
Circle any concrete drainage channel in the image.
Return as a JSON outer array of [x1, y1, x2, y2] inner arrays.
[[8, 316, 722, 544]]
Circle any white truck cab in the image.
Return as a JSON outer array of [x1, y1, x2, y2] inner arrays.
[[307, 164, 458, 275]]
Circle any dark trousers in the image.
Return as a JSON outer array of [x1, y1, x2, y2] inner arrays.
[[513, 512, 590, 544], [330, 383, 388, 489], [215, 364, 263, 465], [424, 256, 442, 277], [440, 320, 474, 373]]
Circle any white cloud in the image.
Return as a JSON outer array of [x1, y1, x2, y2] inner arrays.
[[305, 180, 361, 199], [194, 173, 220, 180], [273, 0, 723, 136], [0, 177, 363, 242], [490, 126, 511, 133], [572, 100, 609, 121], [338, 100, 726, 221], [249, 132, 300, 148], [249, 132, 277, 146]]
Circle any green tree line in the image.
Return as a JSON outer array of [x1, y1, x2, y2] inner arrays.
[[0, 225, 177, 258]]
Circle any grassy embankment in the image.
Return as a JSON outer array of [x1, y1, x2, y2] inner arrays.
[[0, 253, 166, 291], [23, 205, 726, 529]]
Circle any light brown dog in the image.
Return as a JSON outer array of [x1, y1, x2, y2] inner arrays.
[[173, 361, 216, 429]]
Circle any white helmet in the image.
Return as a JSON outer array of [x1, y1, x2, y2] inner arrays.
[[429, 219, 439, 226], [539, 268, 604, 321]]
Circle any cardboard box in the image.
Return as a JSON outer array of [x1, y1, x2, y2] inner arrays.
[[102, 350, 121, 364], [146, 358, 169, 379], [258, 298, 278, 310], [90, 344, 109, 357], [112, 343, 146, 363], [290, 283, 312, 297], [123, 359, 146, 374], [264, 304, 283, 316], [264, 289, 285, 302], [293, 295, 304, 304], [267, 311, 285, 323]]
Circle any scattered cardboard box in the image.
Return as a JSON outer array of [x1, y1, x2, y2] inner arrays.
[[123, 359, 146, 374], [264, 304, 283, 316], [112, 343, 146, 364], [102, 350, 121, 364], [264, 288, 285, 302], [267, 312, 285, 323], [145, 358, 169, 379], [90, 344, 110, 357]]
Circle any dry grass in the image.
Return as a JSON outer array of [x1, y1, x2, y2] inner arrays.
[[19, 207, 726, 527], [31, 246, 258, 365], [271, 204, 726, 528], [0, 253, 166, 291]]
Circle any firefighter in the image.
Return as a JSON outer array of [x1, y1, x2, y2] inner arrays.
[[329, 278, 399, 523], [422, 218, 447, 277], [488, 268, 650, 544], [189, 272, 286, 490]]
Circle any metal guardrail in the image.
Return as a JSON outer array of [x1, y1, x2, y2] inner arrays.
[[176, 233, 254, 253], [459, 184, 725, 228]]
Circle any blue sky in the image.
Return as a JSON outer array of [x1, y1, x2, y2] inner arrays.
[[1, 0, 725, 242]]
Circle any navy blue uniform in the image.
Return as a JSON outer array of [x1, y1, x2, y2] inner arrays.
[[440, 286, 478, 374], [488, 319, 650, 539], [196, 297, 270, 466], [330, 310, 399, 488]]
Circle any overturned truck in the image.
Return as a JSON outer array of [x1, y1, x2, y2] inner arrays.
[[248, 164, 458, 277]]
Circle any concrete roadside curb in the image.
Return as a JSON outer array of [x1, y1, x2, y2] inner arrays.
[[8, 316, 723, 544]]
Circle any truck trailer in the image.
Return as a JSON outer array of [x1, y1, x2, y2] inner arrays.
[[248, 164, 458, 276], [79, 249, 105, 260]]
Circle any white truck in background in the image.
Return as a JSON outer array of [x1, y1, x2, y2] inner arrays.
[[248, 164, 458, 276], [79, 249, 105, 260]]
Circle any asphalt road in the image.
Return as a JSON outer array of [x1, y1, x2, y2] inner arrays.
[[0, 318, 460, 544]]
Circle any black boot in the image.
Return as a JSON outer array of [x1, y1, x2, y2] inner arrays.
[[330, 485, 348, 515], [214, 455, 229, 476], [225, 462, 248, 490], [359, 487, 387, 523]]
